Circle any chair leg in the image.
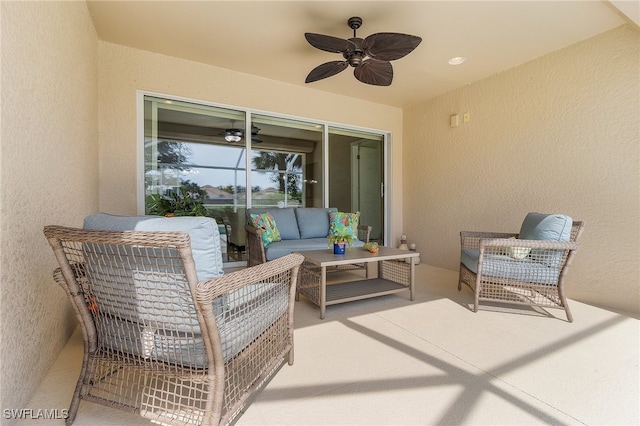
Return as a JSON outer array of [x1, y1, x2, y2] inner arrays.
[[557, 285, 574, 322], [564, 307, 573, 323], [66, 353, 91, 425], [473, 278, 481, 313], [560, 294, 573, 322]]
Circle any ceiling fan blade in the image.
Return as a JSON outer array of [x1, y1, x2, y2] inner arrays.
[[363, 33, 422, 61], [353, 59, 393, 86], [251, 125, 262, 143], [305, 61, 348, 83], [305, 33, 356, 53]]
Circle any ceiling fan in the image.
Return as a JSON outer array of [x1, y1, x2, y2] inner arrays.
[[304, 16, 422, 86], [221, 121, 262, 143]]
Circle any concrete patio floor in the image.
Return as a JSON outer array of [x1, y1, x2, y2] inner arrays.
[[20, 263, 639, 425]]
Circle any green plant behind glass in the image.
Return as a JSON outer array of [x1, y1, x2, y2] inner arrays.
[[146, 187, 207, 217]]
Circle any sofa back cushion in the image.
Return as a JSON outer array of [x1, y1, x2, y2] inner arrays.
[[83, 213, 224, 281], [247, 207, 300, 240], [295, 208, 337, 239]]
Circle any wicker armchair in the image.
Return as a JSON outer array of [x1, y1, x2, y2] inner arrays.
[[458, 215, 584, 322], [44, 225, 303, 426]]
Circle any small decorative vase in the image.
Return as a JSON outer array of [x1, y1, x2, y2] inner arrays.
[[333, 242, 347, 255]]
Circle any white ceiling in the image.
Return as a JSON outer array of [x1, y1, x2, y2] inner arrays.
[[87, 1, 631, 108]]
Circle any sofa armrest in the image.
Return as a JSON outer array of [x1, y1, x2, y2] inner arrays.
[[245, 224, 267, 266]]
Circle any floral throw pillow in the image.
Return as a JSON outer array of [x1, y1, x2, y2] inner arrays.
[[329, 211, 360, 239], [250, 213, 281, 248]]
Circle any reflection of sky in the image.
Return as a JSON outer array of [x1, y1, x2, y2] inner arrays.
[[177, 143, 275, 190]]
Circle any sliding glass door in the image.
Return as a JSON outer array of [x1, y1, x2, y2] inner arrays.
[[328, 128, 384, 242], [141, 93, 387, 266]]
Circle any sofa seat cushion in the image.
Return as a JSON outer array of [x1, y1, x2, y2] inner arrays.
[[83, 213, 224, 281], [264, 237, 365, 261], [461, 249, 560, 285], [265, 238, 328, 261], [295, 208, 337, 239], [247, 207, 300, 240]]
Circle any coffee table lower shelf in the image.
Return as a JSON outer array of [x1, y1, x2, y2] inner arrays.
[[324, 278, 409, 305]]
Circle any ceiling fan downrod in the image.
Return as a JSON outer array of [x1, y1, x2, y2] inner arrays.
[[346, 17, 364, 67], [348, 16, 362, 38]]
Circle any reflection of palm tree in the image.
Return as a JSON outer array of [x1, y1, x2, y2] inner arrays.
[[252, 152, 302, 200], [144, 140, 192, 170]]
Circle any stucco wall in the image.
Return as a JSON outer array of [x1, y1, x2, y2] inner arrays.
[[0, 1, 99, 416], [97, 42, 404, 238], [404, 25, 640, 316]]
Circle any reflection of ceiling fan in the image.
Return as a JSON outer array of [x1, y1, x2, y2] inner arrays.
[[305, 16, 421, 86], [221, 121, 262, 143]]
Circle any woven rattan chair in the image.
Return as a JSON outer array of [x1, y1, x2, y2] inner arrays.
[[44, 225, 303, 426], [458, 214, 584, 322]]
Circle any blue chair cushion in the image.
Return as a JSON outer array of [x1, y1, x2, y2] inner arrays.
[[99, 281, 289, 366], [519, 212, 572, 265], [519, 212, 572, 242], [83, 213, 224, 281], [461, 249, 560, 285]]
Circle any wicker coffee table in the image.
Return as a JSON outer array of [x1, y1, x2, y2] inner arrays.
[[296, 246, 420, 319]]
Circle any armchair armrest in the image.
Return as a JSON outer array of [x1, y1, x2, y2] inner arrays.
[[480, 238, 578, 251], [195, 253, 304, 364], [358, 224, 372, 243], [460, 231, 517, 250], [196, 253, 304, 301], [478, 238, 579, 270]]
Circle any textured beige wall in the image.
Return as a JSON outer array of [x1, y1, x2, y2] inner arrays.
[[97, 42, 404, 236], [404, 25, 640, 316], [0, 1, 99, 415]]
